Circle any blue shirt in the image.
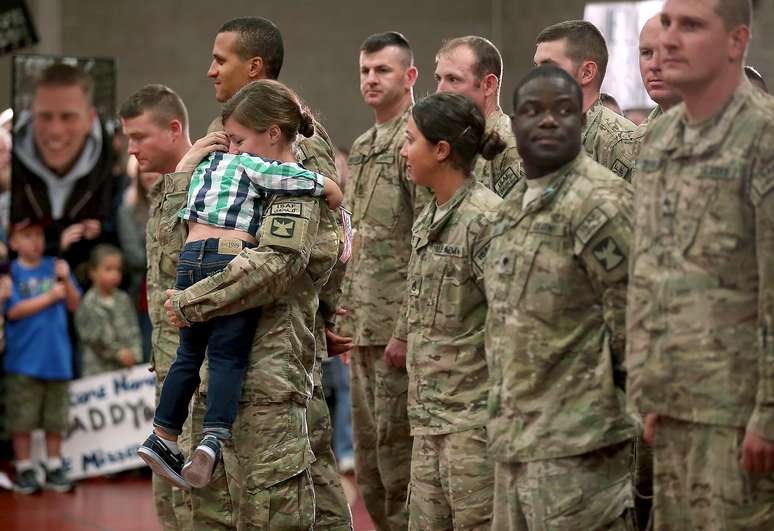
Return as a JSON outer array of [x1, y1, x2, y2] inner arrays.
[[4, 257, 80, 380]]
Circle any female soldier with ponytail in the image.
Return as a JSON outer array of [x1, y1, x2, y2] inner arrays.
[[396, 91, 504, 529]]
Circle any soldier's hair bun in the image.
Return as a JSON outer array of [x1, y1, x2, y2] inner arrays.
[[478, 131, 506, 161], [299, 110, 315, 138]]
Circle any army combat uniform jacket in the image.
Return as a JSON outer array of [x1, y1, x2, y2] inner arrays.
[[75, 287, 143, 376], [397, 180, 501, 435], [480, 153, 637, 463], [627, 79, 774, 440], [584, 98, 639, 182], [340, 106, 431, 345], [472, 109, 523, 199]]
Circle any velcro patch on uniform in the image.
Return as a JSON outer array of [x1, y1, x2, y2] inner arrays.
[[494, 167, 520, 198], [592, 237, 625, 272], [431, 243, 463, 257], [529, 222, 565, 237], [611, 159, 631, 178], [376, 153, 395, 164], [700, 165, 734, 181], [576, 207, 611, 246], [495, 254, 514, 275], [348, 153, 365, 165], [637, 158, 662, 173], [269, 202, 303, 217], [269, 217, 297, 238]]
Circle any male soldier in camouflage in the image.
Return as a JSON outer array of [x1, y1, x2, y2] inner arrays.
[[186, 16, 352, 530], [534, 20, 638, 181], [637, 14, 681, 129], [435, 36, 523, 198], [481, 65, 637, 530], [627, 1, 774, 529], [398, 92, 502, 530], [119, 84, 193, 530], [339, 31, 427, 530]]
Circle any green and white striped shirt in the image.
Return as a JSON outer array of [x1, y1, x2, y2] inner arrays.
[[179, 152, 325, 236]]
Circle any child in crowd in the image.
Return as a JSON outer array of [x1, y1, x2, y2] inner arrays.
[[75, 244, 143, 376], [4, 220, 81, 494], [139, 79, 343, 490]]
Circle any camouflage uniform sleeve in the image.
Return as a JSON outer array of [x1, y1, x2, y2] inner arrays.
[[171, 195, 321, 324], [391, 244, 416, 342], [573, 184, 634, 379], [468, 210, 499, 292], [746, 125, 774, 440]]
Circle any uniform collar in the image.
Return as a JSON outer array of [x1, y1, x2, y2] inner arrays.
[[650, 78, 755, 158], [582, 97, 603, 144], [370, 105, 411, 154], [414, 179, 475, 247]]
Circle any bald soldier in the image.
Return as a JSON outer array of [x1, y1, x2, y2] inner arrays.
[[481, 65, 637, 530], [534, 20, 638, 181], [339, 31, 429, 530], [119, 85, 193, 530], [637, 14, 681, 129], [435, 36, 523, 198], [627, 0, 774, 529], [184, 16, 352, 530]]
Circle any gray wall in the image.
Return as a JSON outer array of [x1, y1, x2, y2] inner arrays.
[[2, 0, 773, 148]]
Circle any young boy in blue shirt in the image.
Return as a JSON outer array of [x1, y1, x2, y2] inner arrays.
[[5, 219, 81, 494]]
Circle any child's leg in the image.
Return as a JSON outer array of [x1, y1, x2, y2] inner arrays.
[[12, 433, 31, 461], [45, 432, 62, 458]]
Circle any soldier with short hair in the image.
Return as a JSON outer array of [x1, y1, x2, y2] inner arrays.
[[435, 35, 522, 198], [119, 83, 193, 530], [338, 30, 428, 530], [482, 65, 637, 530], [627, 0, 774, 529], [534, 20, 638, 181]]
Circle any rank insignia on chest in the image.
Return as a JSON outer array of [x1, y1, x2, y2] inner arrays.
[[592, 237, 624, 271], [270, 217, 296, 238]]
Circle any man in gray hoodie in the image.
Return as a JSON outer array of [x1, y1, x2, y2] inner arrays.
[[11, 63, 114, 264]]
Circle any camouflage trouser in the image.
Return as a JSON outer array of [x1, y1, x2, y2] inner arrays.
[[653, 417, 774, 531], [187, 394, 316, 530], [633, 436, 653, 530], [350, 345, 412, 531], [153, 374, 192, 530], [408, 427, 494, 530], [308, 384, 353, 530], [492, 440, 636, 531]]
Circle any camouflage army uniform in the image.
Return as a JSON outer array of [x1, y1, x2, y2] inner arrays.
[[398, 180, 501, 530], [584, 97, 639, 181], [472, 108, 523, 198], [205, 116, 352, 530], [75, 287, 143, 376], [168, 190, 339, 530], [627, 79, 774, 531], [480, 153, 637, 530], [340, 105, 431, 530], [146, 171, 193, 530]]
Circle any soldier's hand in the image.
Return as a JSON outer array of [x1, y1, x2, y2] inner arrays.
[[326, 327, 353, 357], [323, 178, 344, 210], [118, 349, 136, 368], [741, 431, 774, 475], [165, 289, 186, 328], [176, 132, 229, 173], [384, 337, 407, 369], [643, 413, 658, 447]]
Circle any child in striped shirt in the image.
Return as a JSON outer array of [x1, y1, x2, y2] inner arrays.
[[139, 80, 342, 489]]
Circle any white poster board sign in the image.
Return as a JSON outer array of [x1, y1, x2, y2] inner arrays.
[[584, 1, 662, 110], [61, 364, 156, 479]]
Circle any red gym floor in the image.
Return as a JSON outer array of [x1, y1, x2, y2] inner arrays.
[[0, 471, 375, 530]]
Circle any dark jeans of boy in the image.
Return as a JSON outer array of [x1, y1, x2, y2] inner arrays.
[[154, 238, 258, 441]]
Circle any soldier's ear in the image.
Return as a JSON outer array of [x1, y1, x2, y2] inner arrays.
[[435, 139, 452, 163], [577, 60, 598, 89], [247, 56, 264, 79], [728, 25, 750, 63]]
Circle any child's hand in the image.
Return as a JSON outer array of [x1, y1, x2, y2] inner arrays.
[[48, 281, 67, 302], [118, 349, 136, 368], [55, 259, 70, 280], [323, 178, 343, 210], [0, 276, 11, 304], [175, 132, 229, 173]]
